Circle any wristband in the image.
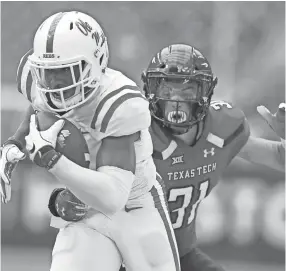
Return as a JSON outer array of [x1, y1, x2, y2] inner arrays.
[[34, 145, 62, 170]]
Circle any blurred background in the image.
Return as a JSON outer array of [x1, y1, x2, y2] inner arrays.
[[1, 1, 285, 271]]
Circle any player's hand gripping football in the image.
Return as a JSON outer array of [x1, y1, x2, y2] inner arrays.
[[257, 103, 285, 141], [25, 114, 65, 169], [48, 188, 89, 222], [0, 144, 25, 203]]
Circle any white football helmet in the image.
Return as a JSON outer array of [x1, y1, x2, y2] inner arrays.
[[28, 11, 109, 112]]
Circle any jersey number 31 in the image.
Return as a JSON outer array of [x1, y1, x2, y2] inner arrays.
[[168, 179, 210, 229]]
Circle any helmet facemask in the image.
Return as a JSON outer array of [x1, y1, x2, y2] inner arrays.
[[29, 56, 98, 112], [145, 71, 217, 134]]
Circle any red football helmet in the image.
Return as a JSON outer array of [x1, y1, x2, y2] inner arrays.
[[142, 44, 218, 133]]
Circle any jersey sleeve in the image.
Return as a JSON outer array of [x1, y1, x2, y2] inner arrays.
[[226, 117, 250, 164], [209, 100, 250, 164], [91, 80, 151, 137], [101, 93, 150, 137], [16, 49, 34, 102]]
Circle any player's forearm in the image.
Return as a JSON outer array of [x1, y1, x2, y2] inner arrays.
[[238, 136, 285, 172], [4, 105, 34, 150], [49, 155, 134, 215]]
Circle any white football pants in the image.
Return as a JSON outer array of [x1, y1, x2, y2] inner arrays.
[[50, 176, 180, 271]]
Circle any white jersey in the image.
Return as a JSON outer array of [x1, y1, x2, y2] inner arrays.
[[17, 51, 156, 221], [18, 51, 180, 271]]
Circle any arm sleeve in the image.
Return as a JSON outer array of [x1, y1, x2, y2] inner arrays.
[[238, 136, 285, 172], [50, 155, 135, 216]]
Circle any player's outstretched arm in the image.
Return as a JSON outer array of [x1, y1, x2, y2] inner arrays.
[[238, 103, 285, 172], [49, 133, 138, 215], [0, 105, 34, 203], [4, 105, 35, 151]]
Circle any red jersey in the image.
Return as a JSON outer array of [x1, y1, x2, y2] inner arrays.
[[150, 101, 250, 257]]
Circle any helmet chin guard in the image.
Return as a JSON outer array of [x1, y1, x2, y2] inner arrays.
[[29, 55, 99, 112]]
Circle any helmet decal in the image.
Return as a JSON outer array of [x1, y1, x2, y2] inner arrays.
[[46, 12, 66, 53], [75, 18, 106, 50]]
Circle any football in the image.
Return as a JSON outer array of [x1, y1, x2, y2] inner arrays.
[[35, 111, 90, 168]]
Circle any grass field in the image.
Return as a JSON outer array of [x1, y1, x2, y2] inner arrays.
[[1, 247, 284, 271]]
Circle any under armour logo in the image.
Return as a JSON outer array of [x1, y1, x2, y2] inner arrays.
[[203, 148, 215, 158], [171, 155, 184, 165], [177, 65, 183, 72], [202, 97, 209, 104]]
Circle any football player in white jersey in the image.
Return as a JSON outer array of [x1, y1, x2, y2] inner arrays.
[[0, 11, 180, 271]]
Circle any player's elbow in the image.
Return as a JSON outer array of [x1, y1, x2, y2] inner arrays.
[[91, 180, 130, 214], [96, 166, 135, 214], [103, 188, 129, 214], [73, 182, 129, 215]]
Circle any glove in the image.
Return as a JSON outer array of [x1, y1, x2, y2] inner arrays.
[[0, 144, 25, 203], [257, 103, 285, 140], [48, 187, 65, 217], [48, 188, 89, 222], [25, 114, 65, 169]]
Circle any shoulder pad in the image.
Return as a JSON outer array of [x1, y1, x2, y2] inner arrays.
[[91, 81, 150, 137], [208, 100, 249, 147], [17, 49, 34, 102], [102, 94, 150, 136]]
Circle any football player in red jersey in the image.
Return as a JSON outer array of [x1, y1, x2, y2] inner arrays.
[[139, 44, 285, 271], [48, 44, 284, 271]]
